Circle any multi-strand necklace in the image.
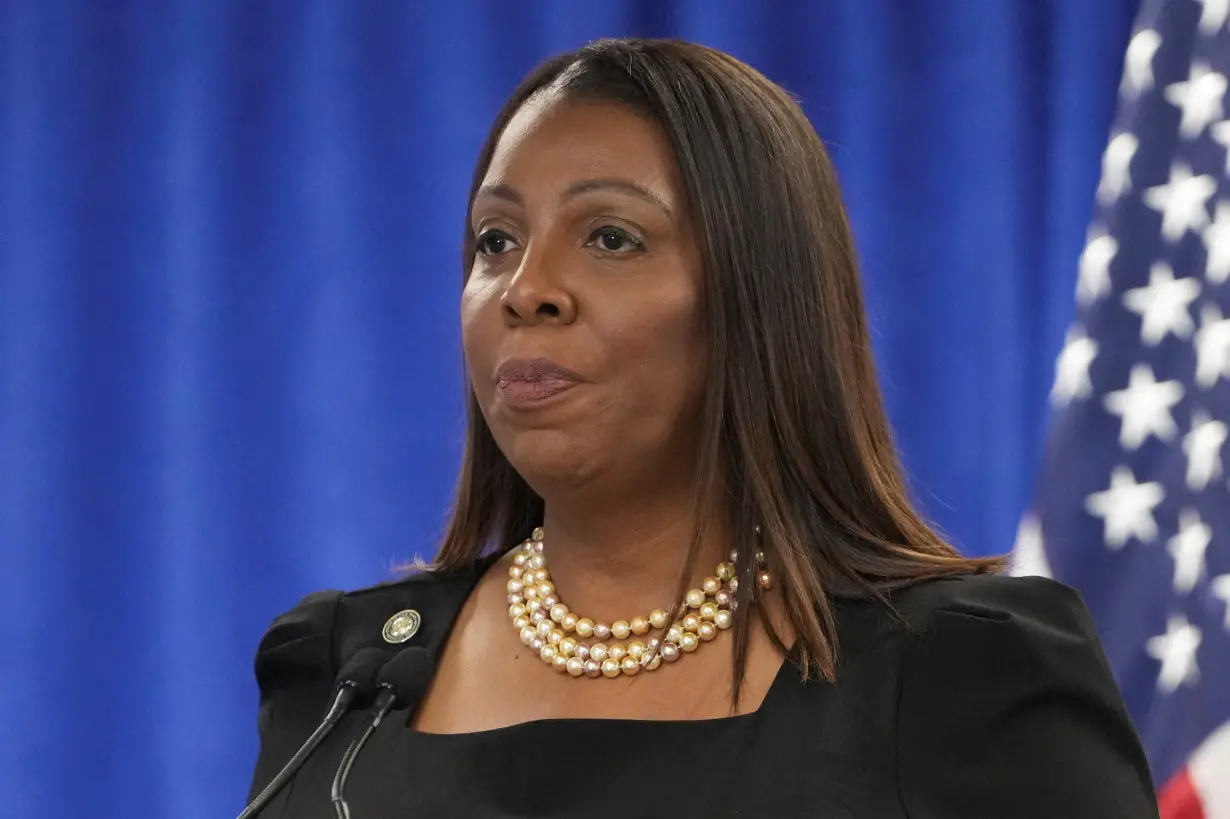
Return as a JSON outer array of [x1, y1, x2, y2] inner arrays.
[[505, 527, 772, 678]]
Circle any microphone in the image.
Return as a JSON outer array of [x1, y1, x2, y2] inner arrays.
[[330, 647, 435, 819], [237, 647, 390, 819]]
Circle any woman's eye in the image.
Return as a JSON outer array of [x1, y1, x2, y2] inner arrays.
[[476, 229, 519, 256], [586, 226, 644, 254]]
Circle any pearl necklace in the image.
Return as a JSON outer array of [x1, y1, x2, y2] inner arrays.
[[505, 527, 773, 679]]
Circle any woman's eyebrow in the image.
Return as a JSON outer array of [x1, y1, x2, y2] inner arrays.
[[474, 178, 674, 218]]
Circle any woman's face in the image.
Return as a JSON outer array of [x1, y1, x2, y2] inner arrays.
[[461, 94, 708, 495]]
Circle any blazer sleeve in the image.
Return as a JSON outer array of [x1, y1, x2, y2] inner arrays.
[[246, 589, 345, 804], [895, 575, 1159, 819]]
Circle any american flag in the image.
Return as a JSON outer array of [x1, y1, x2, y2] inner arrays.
[[1014, 0, 1230, 814]]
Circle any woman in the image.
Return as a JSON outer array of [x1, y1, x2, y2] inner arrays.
[[247, 38, 1158, 818]]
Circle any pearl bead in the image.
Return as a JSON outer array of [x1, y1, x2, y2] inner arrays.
[[611, 620, 631, 640], [621, 656, 641, 676], [757, 571, 773, 590], [701, 576, 721, 594], [608, 645, 626, 661], [513, 552, 529, 567], [533, 540, 545, 553], [506, 579, 523, 594], [601, 658, 622, 678], [589, 643, 609, 662], [509, 565, 524, 579], [509, 603, 527, 620], [627, 641, 646, 659], [682, 614, 701, 632], [526, 599, 543, 613], [754, 550, 766, 565], [584, 660, 602, 678], [642, 653, 663, 671], [548, 629, 563, 645], [519, 626, 537, 645], [559, 637, 577, 656], [513, 615, 530, 630], [574, 643, 591, 660], [714, 609, 733, 629], [593, 623, 612, 641], [542, 595, 560, 609], [529, 554, 546, 570], [530, 637, 546, 651], [561, 613, 579, 632], [685, 589, 706, 609], [552, 653, 569, 672], [698, 622, 717, 642], [532, 526, 544, 541], [680, 632, 700, 653], [649, 609, 669, 629], [550, 604, 569, 623], [539, 644, 558, 663], [566, 657, 585, 677], [646, 637, 661, 652], [728, 549, 739, 563], [575, 618, 595, 638], [665, 625, 683, 643], [536, 620, 554, 638], [507, 593, 524, 606], [716, 561, 735, 581], [660, 642, 681, 663], [729, 578, 739, 593], [531, 610, 548, 624], [630, 616, 650, 635], [538, 581, 555, 598], [714, 590, 732, 607], [699, 602, 718, 621]]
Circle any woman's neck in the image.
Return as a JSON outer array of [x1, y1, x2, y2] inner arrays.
[[536, 496, 728, 625]]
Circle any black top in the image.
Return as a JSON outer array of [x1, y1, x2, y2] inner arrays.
[[246, 559, 1159, 818]]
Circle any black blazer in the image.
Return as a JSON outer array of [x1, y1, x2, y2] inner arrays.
[[246, 560, 1159, 818]]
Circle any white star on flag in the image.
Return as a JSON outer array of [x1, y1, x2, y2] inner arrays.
[[1164, 63, 1228, 138], [1212, 119, 1230, 175], [1214, 575, 1230, 630], [1184, 410, 1228, 490], [1201, 0, 1230, 35], [1146, 615, 1202, 693], [1201, 200, 1230, 284], [1085, 465, 1165, 548], [1167, 508, 1211, 593], [1077, 230, 1117, 306], [1051, 327, 1099, 407], [1195, 303, 1230, 387], [1143, 163, 1217, 242], [1097, 132, 1139, 204], [1103, 364, 1184, 449], [1122, 28, 1162, 97], [1122, 263, 1201, 345]]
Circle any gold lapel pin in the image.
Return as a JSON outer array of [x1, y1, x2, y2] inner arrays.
[[381, 609, 422, 644]]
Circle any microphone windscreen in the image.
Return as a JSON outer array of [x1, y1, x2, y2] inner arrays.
[[376, 647, 435, 710], [334, 647, 391, 705]]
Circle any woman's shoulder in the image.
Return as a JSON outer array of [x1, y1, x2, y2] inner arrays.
[[253, 557, 494, 687], [890, 570, 1093, 636], [878, 573, 1158, 816], [864, 571, 1106, 692]]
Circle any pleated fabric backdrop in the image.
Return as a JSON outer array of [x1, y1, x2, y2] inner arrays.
[[0, 2, 1137, 817]]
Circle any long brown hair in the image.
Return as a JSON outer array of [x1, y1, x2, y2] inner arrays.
[[432, 38, 1004, 699]]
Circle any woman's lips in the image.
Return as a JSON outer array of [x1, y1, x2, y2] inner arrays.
[[496, 377, 580, 406]]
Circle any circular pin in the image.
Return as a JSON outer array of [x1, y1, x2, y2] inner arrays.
[[382, 609, 422, 644]]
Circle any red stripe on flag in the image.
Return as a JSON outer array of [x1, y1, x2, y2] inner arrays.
[[1159, 766, 1205, 819]]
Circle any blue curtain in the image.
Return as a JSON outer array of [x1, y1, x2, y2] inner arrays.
[[0, 2, 1136, 817]]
